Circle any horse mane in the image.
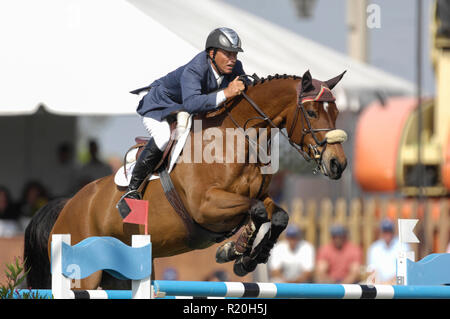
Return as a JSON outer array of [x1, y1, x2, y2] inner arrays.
[[205, 73, 301, 119], [249, 73, 301, 86]]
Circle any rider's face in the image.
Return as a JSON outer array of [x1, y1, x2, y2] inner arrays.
[[209, 49, 237, 74]]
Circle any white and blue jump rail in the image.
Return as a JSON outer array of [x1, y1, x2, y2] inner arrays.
[[16, 280, 450, 299], [14, 218, 450, 299]]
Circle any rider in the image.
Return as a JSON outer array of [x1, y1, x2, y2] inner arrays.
[[117, 27, 247, 215]]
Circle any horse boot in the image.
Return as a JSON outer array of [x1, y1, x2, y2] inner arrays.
[[116, 138, 163, 218], [233, 205, 287, 277], [216, 200, 268, 265]]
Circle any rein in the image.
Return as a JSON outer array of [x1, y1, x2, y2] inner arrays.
[[226, 74, 336, 173]]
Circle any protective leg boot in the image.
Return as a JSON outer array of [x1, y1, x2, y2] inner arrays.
[[117, 138, 163, 218]]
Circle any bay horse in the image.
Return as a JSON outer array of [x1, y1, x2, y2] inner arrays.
[[24, 70, 347, 290]]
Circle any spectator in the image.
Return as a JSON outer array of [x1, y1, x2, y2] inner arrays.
[[0, 186, 22, 237], [78, 139, 112, 188], [0, 186, 19, 220], [366, 219, 410, 285], [203, 270, 230, 282], [315, 224, 362, 284], [18, 181, 49, 218], [46, 142, 80, 198], [268, 224, 315, 283]]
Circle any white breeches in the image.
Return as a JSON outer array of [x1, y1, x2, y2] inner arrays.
[[142, 116, 171, 151]]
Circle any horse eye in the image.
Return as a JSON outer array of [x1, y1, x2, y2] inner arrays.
[[323, 102, 329, 111], [307, 110, 318, 118]]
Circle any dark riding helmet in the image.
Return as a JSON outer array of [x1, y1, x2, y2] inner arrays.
[[205, 27, 243, 53]]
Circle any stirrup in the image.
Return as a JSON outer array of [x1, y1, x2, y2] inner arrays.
[[116, 190, 142, 218], [123, 189, 142, 200]]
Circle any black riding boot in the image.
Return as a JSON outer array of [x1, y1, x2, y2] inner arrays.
[[116, 138, 164, 218]]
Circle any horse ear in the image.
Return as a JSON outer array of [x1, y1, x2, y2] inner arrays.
[[301, 70, 314, 94], [324, 70, 347, 90]]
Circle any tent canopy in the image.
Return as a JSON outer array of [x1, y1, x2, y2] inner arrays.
[[0, 0, 415, 115], [0, 0, 198, 115]]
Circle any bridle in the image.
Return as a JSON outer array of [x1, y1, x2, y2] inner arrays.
[[226, 74, 337, 174]]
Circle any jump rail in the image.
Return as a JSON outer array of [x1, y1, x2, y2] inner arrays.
[[15, 282, 450, 299]]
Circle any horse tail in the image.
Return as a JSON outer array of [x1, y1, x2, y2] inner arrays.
[[24, 198, 68, 289]]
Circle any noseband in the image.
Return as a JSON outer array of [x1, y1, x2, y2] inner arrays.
[[230, 75, 346, 174]]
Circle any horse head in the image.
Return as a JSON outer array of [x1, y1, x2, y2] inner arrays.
[[285, 70, 348, 179]]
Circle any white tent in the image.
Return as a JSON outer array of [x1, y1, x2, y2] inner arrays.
[[0, 0, 415, 116], [0, 0, 199, 200], [0, 0, 198, 115]]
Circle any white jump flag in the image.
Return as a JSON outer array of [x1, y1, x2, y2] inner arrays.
[[398, 219, 420, 244]]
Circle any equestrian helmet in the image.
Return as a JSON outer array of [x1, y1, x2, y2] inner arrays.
[[205, 27, 243, 52]]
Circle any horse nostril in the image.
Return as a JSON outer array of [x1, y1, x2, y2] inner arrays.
[[330, 158, 341, 175]]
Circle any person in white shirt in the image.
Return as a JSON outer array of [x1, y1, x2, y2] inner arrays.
[[268, 224, 315, 283], [366, 219, 410, 284]]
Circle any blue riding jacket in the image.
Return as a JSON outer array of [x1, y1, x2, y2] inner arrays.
[[136, 51, 245, 121]]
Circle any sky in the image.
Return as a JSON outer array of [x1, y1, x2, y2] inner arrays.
[[83, 0, 437, 160], [221, 0, 435, 94]]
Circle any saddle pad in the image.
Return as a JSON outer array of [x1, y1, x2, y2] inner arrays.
[[114, 115, 193, 187]]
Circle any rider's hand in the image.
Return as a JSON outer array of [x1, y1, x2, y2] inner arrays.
[[224, 76, 245, 99]]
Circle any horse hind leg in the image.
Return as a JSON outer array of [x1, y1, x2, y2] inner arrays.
[[233, 206, 289, 277], [215, 200, 269, 264]]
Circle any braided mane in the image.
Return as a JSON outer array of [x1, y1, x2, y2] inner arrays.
[[250, 73, 301, 86], [209, 73, 302, 118]]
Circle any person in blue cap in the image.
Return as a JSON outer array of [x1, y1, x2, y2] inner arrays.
[[366, 218, 410, 284], [268, 224, 315, 283]]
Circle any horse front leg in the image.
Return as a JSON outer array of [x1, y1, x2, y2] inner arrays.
[[215, 200, 269, 264], [233, 197, 289, 276]]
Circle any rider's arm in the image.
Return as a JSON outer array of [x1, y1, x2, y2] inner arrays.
[[180, 66, 222, 114], [216, 60, 247, 107]]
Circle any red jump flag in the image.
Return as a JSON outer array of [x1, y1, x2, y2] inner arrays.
[[122, 198, 149, 235]]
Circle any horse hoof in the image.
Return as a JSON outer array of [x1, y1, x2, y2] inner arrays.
[[255, 242, 274, 264], [215, 242, 238, 264], [233, 256, 257, 277], [249, 201, 269, 225], [243, 257, 258, 273], [256, 252, 270, 264], [233, 260, 249, 277]]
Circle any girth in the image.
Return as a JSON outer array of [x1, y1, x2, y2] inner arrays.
[[158, 167, 246, 249]]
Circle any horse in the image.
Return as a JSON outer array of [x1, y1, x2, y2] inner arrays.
[[24, 70, 348, 290]]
